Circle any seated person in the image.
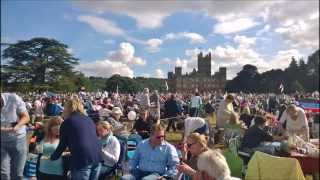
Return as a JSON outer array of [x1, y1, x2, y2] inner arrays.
[[121, 124, 180, 180], [96, 121, 120, 179], [107, 107, 124, 135], [193, 149, 240, 180], [182, 117, 209, 142], [241, 116, 287, 155], [239, 112, 254, 129], [132, 109, 154, 139], [279, 104, 309, 141], [224, 112, 247, 140], [177, 133, 209, 178]]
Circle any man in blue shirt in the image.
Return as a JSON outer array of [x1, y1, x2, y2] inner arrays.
[[122, 124, 180, 180]]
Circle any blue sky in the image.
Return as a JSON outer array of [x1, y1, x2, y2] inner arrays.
[[1, 0, 319, 79]]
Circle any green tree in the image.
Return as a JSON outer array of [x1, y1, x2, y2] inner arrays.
[[2, 37, 79, 87], [289, 80, 304, 93], [306, 49, 319, 91], [226, 64, 261, 93]]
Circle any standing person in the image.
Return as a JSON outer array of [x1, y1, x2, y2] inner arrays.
[[149, 90, 160, 122], [216, 94, 235, 128], [190, 92, 202, 117], [164, 94, 181, 132], [182, 117, 209, 142], [140, 88, 150, 111], [50, 97, 102, 180], [279, 104, 309, 141], [1, 92, 30, 180]]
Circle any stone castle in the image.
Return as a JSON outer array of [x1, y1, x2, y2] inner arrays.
[[167, 52, 227, 93]]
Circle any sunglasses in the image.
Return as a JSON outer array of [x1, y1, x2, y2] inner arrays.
[[156, 135, 165, 139], [187, 142, 196, 148]]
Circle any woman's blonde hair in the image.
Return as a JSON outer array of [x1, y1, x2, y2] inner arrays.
[[188, 133, 208, 149], [62, 97, 85, 118], [44, 116, 63, 139], [197, 149, 231, 179], [97, 121, 113, 131]]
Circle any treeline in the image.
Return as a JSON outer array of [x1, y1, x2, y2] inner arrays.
[[226, 49, 319, 93]]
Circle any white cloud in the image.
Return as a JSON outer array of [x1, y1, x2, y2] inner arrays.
[[164, 32, 206, 44], [74, 1, 274, 30], [267, 1, 319, 50], [129, 12, 169, 29], [274, 18, 319, 49], [146, 38, 163, 53], [158, 57, 174, 65], [78, 15, 125, 36], [256, 24, 270, 36], [108, 42, 146, 66], [213, 18, 259, 34], [233, 35, 256, 48], [268, 49, 304, 70], [77, 59, 134, 78], [154, 69, 165, 78]]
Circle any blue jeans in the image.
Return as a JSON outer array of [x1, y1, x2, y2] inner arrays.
[[1, 137, 28, 180], [71, 162, 101, 180], [121, 169, 161, 180], [194, 123, 209, 135], [98, 165, 114, 179]]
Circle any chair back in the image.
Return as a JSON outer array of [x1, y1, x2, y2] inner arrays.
[[245, 151, 305, 180], [117, 138, 128, 169]]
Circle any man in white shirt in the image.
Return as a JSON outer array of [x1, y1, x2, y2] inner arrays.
[[279, 104, 309, 141], [1, 92, 30, 180], [183, 117, 209, 142]]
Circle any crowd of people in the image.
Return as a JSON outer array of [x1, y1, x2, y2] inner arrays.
[[1, 89, 319, 180]]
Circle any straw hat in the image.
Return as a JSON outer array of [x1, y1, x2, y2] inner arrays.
[[112, 107, 123, 116]]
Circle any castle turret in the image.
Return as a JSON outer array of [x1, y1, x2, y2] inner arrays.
[[175, 67, 182, 77], [198, 52, 211, 76]]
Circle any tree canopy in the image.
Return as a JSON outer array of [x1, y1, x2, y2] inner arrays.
[[1, 37, 79, 91], [226, 49, 319, 93]]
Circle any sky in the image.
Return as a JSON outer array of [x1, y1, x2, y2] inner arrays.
[[1, 0, 319, 80]]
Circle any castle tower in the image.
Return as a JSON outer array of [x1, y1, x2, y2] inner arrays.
[[175, 67, 182, 76], [198, 52, 211, 77], [219, 67, 227, 81]]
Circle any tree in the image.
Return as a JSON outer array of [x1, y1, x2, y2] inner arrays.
[[1, 37, 79, 87], [289, 80, 304, 93], [226, 64, 261, 93], [306, 49, 319, 91]]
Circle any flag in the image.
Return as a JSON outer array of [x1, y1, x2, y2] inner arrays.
[[116, 84, 119, 95], [279, 83, 284, 93], [165, 81, 169, 91]]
